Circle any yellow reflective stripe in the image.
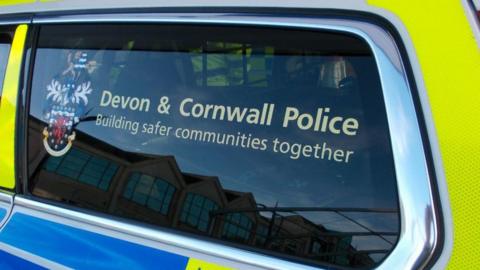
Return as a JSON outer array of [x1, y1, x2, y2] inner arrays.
[[185, 258, 235, 270], [0, 0, 59, 6], [0, 25, 27, 190], [0, 0, 35, 6], [368, 1, 480, 269]]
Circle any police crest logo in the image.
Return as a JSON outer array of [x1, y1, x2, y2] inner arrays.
[[42, 51, 93, 157]]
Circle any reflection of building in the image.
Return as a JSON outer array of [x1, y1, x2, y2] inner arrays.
[[29, 119, 377, 268]]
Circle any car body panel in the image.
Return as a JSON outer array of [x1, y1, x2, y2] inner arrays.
[[368, 2, 480, 269], [0, 1, 477, 269], [0, 24, 27, 190]]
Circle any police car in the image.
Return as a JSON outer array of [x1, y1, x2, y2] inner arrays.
[[0, 0, 478, 269]]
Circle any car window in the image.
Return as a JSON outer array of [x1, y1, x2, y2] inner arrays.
[[27, 24, 399, 268], [473, 0, 480, 22], [0, 27, 14, 98]]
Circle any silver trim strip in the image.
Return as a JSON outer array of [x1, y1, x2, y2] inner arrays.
[[0, 19, 30, 25], [0, 0, 369, 15], [360, 6, 452, 270], [0, 191, 13, 204], [19, 14, 439, 270], [463, 0, 480, 48], [0, 192, 13, 230]]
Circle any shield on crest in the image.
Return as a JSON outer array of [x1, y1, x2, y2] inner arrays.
[[42, 51, 92, 157], [43, 104, 77, 157]]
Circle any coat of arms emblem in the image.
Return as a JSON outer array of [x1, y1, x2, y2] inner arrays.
[[42, 51, 93, 157]]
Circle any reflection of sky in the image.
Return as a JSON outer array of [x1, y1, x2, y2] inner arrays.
[[0, 43, 11, 91], [30, 48, 398, 211]]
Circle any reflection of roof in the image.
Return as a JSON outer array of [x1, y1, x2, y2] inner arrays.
[[224, 189, 243, 202], [31, 115, 392, 267], [183, 173, 224, 186], [182, 173, 203, 185]]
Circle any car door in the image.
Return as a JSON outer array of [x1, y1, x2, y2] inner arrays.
[[0, 19, 36, 268], [0, 11, 447, 270], [0, 24, 16, 229]]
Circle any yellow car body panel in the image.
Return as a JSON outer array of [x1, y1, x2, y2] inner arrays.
[[0, 24, 27, 190], [0, 1, 479, 268], [368, 1, 480, 269]]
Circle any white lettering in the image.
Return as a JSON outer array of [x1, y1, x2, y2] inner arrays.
[[282, 106, 359, 136], [100, 90, 112, 107], [283, 107, 299, 128], [343, 118, 359, 136], [179, 98, 193, 116], [178, 98, 273, 126], [98, 90, 150, 112]]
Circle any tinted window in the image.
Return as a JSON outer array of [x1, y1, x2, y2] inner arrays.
[[472, 0, 480, 25], [180, 193, 219, 232], [0, 27, 14, 97], [28, 24, 399, 268], [43, 148, 118, 191], [123, 172, 176, 215]]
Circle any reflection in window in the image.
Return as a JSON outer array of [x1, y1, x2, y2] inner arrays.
[[123, 172, 176, 215], [284, 240, 298, 255], [311, 239, 324, 255], [192, 42, 273, 87], [473, 0, 480, 18], [44, 148, 118, 191], [0, 31, 13, 96], [28, 24, 400, 268], [333, 236, 353, 265], [221, 213, 253, 243], [180, 193, 219, 232], [255, 224, 269, 246]]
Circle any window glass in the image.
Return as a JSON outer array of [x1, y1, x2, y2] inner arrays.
[[255, 224, 269, 246], [122, 172, 176, 215], [473, 0, 480, 22], [28, 24, 399, 268], [221, 213, 253, 243], [180, 193, 219, 232], [43, 147, 118, 191], [0, 27, 14, 98]]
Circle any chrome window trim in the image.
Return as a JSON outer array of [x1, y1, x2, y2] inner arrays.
[[21, 13, 440, 269], [464, 0, 480, 47], [0, 19, 30, 25], [0, 191, 13, 204], [0, 191, 14, 228]]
